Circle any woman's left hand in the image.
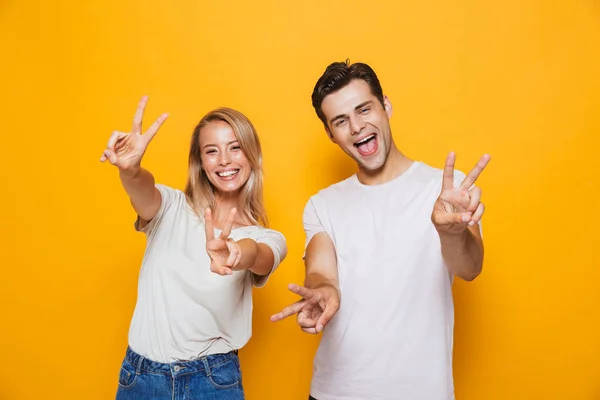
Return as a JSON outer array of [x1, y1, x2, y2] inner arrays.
[[204, 208, 241, 276]]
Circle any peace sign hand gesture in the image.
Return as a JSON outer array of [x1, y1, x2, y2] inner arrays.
[[204, 208, 241, 276], [431, 152, 491, 234], [100, 96, 169, 172], [270, 283, 340, 334]]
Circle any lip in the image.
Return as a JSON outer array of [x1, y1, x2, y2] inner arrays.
[[353, 133, 377, 146], [353, 134, 378, 157], [215, 168, 240, 180]]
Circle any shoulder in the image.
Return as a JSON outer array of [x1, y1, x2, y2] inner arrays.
[[154, 184, 190, 217], [155, 184, 185, 197], [410, 161, 466, 187], [309, 175, 357, 204], [154, 184, 187, 206]]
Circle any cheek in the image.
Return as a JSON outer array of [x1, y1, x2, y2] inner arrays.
[[340, 134, 355, 147], [374, 115, 389, 131], [200, 156, 216, 170], [232, 153, 250, 167], [329, 129, 347, 145]]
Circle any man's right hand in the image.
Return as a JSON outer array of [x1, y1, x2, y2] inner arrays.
[[270, 283, 340, 334]]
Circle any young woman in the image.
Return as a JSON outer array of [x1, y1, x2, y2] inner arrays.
[[101, 96, 287, 400]]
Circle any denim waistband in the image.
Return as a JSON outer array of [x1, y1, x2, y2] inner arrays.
[[125, 346, 238, 377]]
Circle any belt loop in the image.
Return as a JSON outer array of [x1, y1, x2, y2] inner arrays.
[[201, 356, 211, 377], [135, 351, 144, 376]]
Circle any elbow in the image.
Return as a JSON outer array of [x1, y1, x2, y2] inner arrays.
[[457, 263, 483, 282], [460, 271, 480, 282]]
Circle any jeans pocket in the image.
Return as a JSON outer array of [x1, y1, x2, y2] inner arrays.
[[207, 358, 240, 389], [117, 359, 138, 389]]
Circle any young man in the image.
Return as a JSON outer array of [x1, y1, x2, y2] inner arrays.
[[271, 60, 490, 400]]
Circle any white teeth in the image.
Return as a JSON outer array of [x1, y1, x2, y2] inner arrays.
[[218, 170, 238, 177], [356, 134, 375, 145]]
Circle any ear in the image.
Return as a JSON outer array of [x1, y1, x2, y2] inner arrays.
[[384, 96, 393, 119]]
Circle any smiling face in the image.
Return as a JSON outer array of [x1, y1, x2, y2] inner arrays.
[[199, 120, 251, 195], [321, 79, 394, 173]]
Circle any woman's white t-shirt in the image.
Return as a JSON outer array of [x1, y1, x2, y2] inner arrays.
[[127, 184, 287, 363]]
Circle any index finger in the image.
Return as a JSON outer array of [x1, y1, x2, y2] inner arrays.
[[442, 152, 456, 191], [132, 96, 149, 134], [287, 283, 318, 302], [204, 208, 215, 241], [270, 300, 307, 322], [460, 154, 491, 190], [143, 113, 169, 143], [219, 208, 237, 239]]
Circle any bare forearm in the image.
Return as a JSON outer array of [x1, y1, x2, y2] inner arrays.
[[119, 167, 160, 221], [438, 226, 484, 281], [304, 232, 340, 291], [235, 239, 274, 275], [304, 272, 338, 291]]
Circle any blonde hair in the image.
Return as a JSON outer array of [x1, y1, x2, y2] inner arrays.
[[185, 107, 268, 227]]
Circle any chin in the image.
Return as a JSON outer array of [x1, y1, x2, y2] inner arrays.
[[214, 183, 244, 194], [355, 154, 385, 172]]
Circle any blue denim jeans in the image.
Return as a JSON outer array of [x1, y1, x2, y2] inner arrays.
[[116, 347, 244, 400]]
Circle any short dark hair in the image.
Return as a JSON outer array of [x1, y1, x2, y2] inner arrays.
[[311, 60, 385, 128]]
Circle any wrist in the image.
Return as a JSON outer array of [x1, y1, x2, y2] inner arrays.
[[306, 274, 339, 294], [236, 238, 258, 270], [119, 165, 141, 179], [437, 228, 469, 245]]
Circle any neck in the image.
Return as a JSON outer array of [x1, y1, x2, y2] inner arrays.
[[212, 191, 242, 227], [357, 145, 413, 185], [215, 191, 239, 209]]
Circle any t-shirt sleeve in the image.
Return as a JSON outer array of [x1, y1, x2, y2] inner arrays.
[[134, 184, 178, 236], [303, 196, 328, 251], [251, 228, 288, 288]]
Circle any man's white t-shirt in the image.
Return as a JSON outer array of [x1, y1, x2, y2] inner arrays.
[[305, 161, 470, 400], [127, 184, 287, 363]]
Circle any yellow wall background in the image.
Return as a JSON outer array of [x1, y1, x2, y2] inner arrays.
[[1, 0, 599, 399]]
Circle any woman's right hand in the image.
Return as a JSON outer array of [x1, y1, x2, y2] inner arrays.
[[100, 96, 169, 174], [204, 208, 241, 276]]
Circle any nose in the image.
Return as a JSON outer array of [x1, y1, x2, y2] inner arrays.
[[350, 114, 366, 135], [219, 152, 231, 167]]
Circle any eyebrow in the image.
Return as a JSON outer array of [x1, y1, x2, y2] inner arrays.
[[329, 101, 374, 125], [202, 140, 239, 150]]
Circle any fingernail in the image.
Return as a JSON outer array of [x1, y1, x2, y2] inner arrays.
[[468, 221, 475, 226], [462, 215, 470, 222]]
